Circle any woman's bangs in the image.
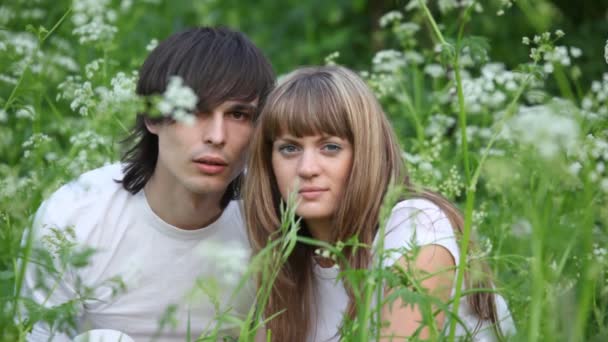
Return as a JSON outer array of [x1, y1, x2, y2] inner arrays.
[[263, 77, 352, 141]]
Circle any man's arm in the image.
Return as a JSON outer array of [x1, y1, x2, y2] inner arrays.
[[20, 194, 86, 341]]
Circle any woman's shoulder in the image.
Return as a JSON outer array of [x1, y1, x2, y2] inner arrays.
[[387, 198, 453, 233], [377, 197, 460, 267]]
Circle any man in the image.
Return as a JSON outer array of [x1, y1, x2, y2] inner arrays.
[[23, 27, 275, 341]]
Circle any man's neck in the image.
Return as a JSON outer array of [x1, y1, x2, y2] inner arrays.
[[144, 173, 224, 230]]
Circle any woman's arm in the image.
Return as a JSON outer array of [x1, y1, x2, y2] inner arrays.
[[380, 244, 456, 341]]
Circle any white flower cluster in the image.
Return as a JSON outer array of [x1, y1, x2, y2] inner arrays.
[[503, 101, 580, 159], [157, 76, 199, 125], [605, 39, 608, 64], [145, 38, 158, 52], [581, 73, 608, 119], [0, 5, 16, 25], [439, 165, 464, 198], [393, 22, 420, 41], [361, 71, 399, 98], [523, 31, 567, 64], [58, 71, 139, 116], [195, 240, 249, 286], [109, 72, 137, 102], [22, 133, 51, 158], [425, 113, 455, 137], [69, 130, 110, 150], [324, 51, 340, 66], [1, 31, 46, 78], [542, 45, 582, 73], [424, 64, 445, 78], [16, 105, 36, 120], [72, 0, 118, 44], [454, 125, 493, 146], [85, 59, 104, 79], [372, 49, 407, 73], [405, 0, 481, 13], [403, 135, 444, 186], [57, 76, 96, 116], [457, 63, 525, 114], [379, 10, 403, 28], [511, 218, 532, 237]]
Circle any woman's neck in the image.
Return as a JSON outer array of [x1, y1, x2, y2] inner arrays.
[[305, 218, 333, 243]]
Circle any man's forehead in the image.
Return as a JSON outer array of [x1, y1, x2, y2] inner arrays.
[[221, 98, 259, 107]]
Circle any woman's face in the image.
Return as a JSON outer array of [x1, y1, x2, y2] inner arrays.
[[271, 133, 353, 227]]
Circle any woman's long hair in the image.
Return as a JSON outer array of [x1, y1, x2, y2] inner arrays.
[[243, 66, 498, 341]]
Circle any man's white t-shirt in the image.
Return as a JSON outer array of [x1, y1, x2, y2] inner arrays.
[[23, 163, 254, 341], [310, 199, 516, 342]]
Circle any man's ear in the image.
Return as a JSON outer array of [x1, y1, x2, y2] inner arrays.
[[144, 118, 160, 134]]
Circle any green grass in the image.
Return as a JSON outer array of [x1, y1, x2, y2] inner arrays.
[[1, 0, 607, 341]]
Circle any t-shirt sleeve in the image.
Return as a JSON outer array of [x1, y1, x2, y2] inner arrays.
[[377, 199, 460, 269], [21, 184, 88, 341]]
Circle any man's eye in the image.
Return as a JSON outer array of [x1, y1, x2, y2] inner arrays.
[[230, 112, 250, 121]]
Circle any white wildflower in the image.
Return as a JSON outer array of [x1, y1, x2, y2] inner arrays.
[[157, 76, 198, 125], [570, 47, 582, 58], [0, 109, 7, 122], [109, 72, 136, 102], [85, 59, 104, 79], [195, 240, 249, 286], [582, 97, 593, 110], [379, 10, 403, 28], [555, 30, 565, 38], [324, 51, 340, 66], [120, 0, 133, 11], [507, 102, 580, 158], [394, 22, 420, 37], [601, 178, 608, 193], [424, 64, 444, 78], [425, 113, 455, 136], [145, 38, 158, 52], [372, 49, 406, 73], [568, 162, 582, 176], [512, 219, 532, 237], [16, 105, 35, 120], [605, 39, 608, 64], [404, 51, 424, 65], [72, 0, 118, 44], [522, 37, 530, 45]]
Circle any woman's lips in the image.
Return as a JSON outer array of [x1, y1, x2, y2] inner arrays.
[[299, 188, 328, 200]]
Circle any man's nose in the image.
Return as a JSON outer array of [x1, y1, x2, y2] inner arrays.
[[297, 150, 320, 178], [203, 113, 226, 146]]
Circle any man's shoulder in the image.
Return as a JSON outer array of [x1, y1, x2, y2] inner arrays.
[[33, 163, 129, 236]]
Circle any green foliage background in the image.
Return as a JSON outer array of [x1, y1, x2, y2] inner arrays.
[[1, 0, 608, 341]]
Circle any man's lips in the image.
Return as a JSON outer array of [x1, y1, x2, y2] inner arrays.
[[193, 156, 228, 174]]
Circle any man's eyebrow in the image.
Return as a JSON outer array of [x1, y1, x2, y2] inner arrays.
[[225, 103, 258, 112]]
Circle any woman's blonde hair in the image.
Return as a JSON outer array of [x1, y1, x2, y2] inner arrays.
[[243, 66, 498, 341]]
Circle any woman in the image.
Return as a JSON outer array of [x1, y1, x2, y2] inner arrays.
[[243, 66, 514, 341]]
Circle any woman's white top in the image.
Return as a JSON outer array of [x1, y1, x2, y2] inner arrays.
[[309, 199, 516, 342]]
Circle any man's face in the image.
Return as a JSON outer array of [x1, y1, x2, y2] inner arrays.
[[146, 99, 258, 198]]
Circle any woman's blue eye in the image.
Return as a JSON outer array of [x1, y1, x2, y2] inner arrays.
[[278, 144, 299, 154], [323, 143, 342, 152]]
